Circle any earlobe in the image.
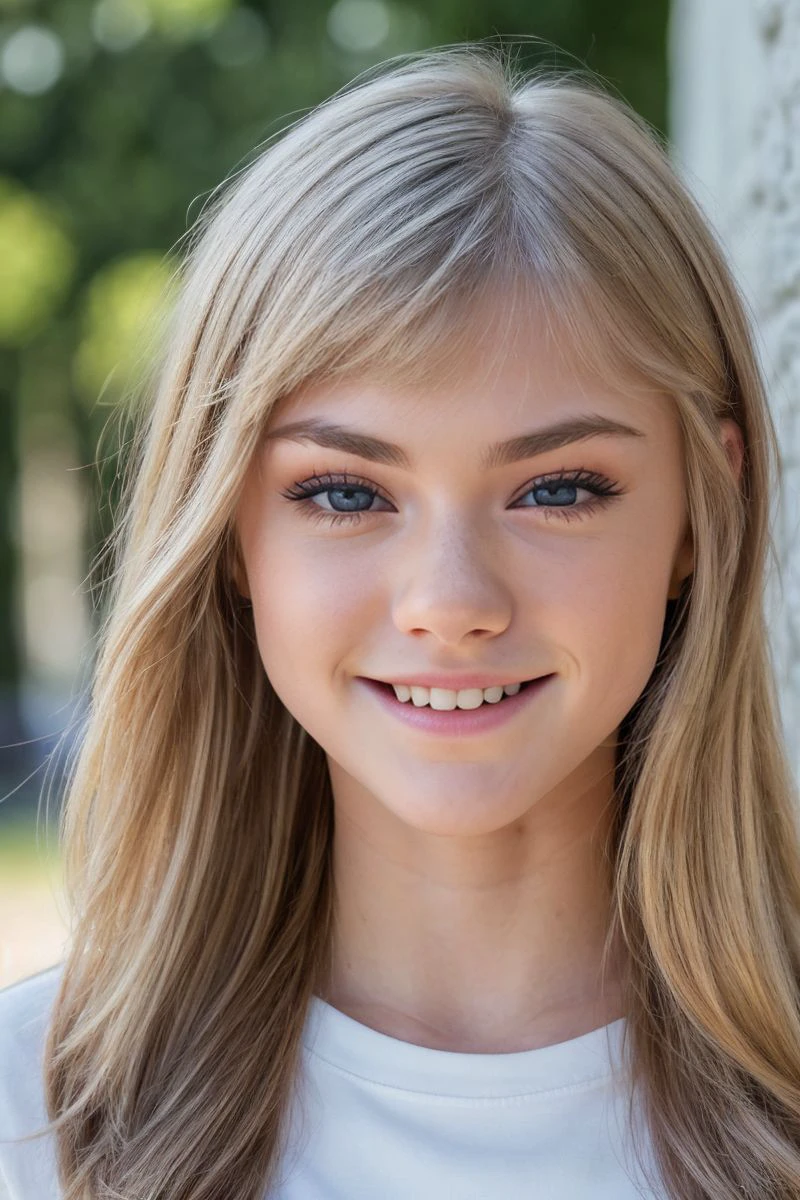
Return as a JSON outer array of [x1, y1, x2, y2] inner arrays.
[[666, 419, 742, 602]]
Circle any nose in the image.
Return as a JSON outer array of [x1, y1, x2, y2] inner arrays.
[[390, 517, 513, 645]]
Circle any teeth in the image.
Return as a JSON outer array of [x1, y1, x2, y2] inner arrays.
[[392, 682, 523, 709]]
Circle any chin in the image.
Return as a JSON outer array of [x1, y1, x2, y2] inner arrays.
[[378, 788, 537, 839]]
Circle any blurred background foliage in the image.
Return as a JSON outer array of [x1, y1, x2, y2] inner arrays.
[[0, 0, 669, 933]]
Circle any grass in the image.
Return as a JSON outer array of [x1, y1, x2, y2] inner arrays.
[[0, 808, 62, 880], [0, 806, 68, 987]]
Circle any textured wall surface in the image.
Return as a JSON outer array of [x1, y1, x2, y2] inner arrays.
[[669, 0, 800, 776]]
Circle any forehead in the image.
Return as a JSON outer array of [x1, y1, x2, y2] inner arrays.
[[262, 300, 679, 462]]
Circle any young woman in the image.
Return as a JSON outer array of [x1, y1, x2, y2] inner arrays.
[[1, 43, 799, 1200]]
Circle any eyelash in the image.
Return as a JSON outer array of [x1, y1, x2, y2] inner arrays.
[[279, 467, 625, 528]]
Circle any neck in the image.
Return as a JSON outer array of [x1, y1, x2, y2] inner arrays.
[[321, 751, 628, 1054]]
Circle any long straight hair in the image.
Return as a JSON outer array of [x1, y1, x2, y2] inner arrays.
[[30, 44, 800, 1198]]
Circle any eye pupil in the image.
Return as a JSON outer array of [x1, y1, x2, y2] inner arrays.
[[534, 484, 577, 506], [332, 487, 371, 511]]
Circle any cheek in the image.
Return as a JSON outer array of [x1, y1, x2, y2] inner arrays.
[[553, 530, 674, 717], [245, 530, 376, 697]]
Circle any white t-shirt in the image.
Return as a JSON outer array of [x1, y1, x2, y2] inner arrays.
[[0, 964, 666, 1199]]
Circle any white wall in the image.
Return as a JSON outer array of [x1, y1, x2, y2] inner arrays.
[[669, 0, 800, 776]]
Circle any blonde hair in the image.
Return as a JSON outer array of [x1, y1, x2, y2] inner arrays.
[[30, 43, 800, 1198]]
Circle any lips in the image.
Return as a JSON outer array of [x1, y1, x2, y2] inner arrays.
[[358, 674, 554, 736]]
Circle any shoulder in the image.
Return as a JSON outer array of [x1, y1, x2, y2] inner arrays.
[[0, 964, 64, 1095], [0, 964, 64, 1199]]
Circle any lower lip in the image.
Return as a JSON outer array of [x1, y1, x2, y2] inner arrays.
[[357, 676, 555, 736]]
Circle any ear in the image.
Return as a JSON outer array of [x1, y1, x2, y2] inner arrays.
[[718, 416, 745, 488], [666, 417, 745, 601]]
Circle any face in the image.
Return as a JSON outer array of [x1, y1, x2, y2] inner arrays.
[[234, 310, 696, 839]]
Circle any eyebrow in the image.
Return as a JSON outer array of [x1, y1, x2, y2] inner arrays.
[[263, 413, 646, 470]]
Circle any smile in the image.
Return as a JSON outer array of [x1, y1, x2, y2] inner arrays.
[[386, 680, 531, 709], [358, 676, 555, 736]]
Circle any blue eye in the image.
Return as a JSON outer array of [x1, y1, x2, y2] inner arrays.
[[280, 468, 624, 528], [525, 482, 579, 505]]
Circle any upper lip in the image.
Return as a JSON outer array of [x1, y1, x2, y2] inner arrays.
[[364, 673, 550, 690]]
